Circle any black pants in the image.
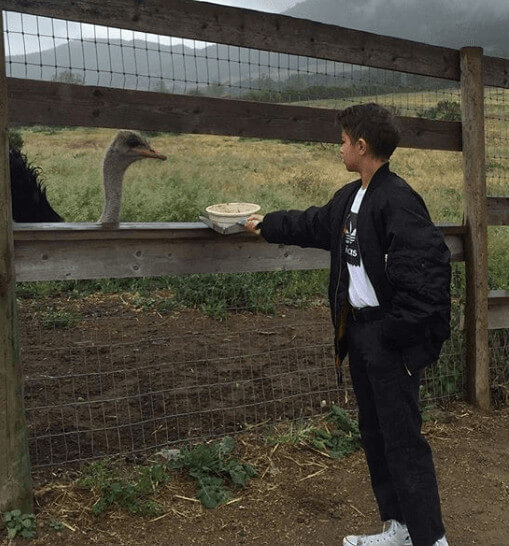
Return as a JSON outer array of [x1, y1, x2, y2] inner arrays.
[[347, 315, 445, 546]]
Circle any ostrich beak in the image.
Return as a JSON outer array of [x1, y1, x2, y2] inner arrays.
[[138, 147, 167, 161]]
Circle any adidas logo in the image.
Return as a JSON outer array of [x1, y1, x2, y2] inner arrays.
[[345, 228, 356, 244]]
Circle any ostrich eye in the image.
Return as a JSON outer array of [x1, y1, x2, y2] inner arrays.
[[126, 137, 143, 148]]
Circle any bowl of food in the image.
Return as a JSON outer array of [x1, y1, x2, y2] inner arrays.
[[205, 202, 261, 226]]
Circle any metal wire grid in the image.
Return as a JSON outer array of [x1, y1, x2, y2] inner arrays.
[[485, 86, 509, 196], [490, 329, 509, 394], [21, 307, 338, 467], [485, 85, 508, 393], [3, 11, 460, 119]]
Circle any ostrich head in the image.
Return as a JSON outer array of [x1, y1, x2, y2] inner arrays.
[[9, 148, 63, 223], [107, 130, 167, 166], [98, 130, 167, 226]]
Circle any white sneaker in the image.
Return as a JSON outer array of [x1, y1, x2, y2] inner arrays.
[[343, 519, 413, 545], [433, 537, 449, 546]]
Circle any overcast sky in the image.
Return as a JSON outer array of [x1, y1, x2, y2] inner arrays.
[[195, 0, 299, 12]]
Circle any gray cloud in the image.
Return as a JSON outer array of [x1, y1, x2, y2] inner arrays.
[[285, 0, 508, 57]]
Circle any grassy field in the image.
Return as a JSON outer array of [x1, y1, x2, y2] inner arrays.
[[12, 88, 509, 309]]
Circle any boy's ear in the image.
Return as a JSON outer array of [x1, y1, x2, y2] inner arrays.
[[357, 137, 368, 156]]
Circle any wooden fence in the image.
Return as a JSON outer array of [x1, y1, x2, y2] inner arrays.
[[0, 0, 508, 513]]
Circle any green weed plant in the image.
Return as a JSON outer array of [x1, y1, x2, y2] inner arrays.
[[40, 310, 82, 329], [267, 405, 361, 459], [77, 461, 170, 517], [2, 510, 37, 540], [167, 437, 257, 509]]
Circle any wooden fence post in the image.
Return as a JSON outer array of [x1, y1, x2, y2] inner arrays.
[[0, 15, 33, 512], [460, 47, 490, 410]]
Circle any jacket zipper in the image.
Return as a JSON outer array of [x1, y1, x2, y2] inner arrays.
[[333, 241, 342, 328]]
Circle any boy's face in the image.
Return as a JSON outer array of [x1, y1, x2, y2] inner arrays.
[[339, 131, 363, 172]]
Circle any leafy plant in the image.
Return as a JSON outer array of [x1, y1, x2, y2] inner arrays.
[[47, 519, 65, 531], [167, 437, 257, 509], [8, 128, 24, 151], [77, 461, 170, 517], [311, 406, 361, 458], [40, 310, 82, 329], [2, 510, 37, 540], [417, 100, 461, 121]]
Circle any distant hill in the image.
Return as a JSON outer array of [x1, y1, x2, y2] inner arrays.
[[7, 38, 356, 93], [284, 0, 508, 58]]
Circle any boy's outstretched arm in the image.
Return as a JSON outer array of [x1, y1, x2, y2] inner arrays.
[[244, 198, 335, 251]]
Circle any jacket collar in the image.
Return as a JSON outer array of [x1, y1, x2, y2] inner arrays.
[[363, 161, 390, 195]]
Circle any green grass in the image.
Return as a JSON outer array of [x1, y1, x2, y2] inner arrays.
[[17, 270, 329, 320]]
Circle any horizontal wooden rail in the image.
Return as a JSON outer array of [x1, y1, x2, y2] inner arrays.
[[7, 78, 462, 150], [1, 0, 507, 88], [13, 222, 465, 282], [487, 196, 509, 225], [488, 290, 509, 330]]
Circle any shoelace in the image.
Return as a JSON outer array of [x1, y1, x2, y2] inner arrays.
[[358, 522, 410, 545]]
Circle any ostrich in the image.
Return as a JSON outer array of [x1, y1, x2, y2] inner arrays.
[[9, 130, 167, 225]]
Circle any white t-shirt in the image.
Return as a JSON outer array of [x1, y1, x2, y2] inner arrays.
[[344, 187, 380, 308]]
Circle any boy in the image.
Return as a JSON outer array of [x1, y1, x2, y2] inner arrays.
[[245, 103, 451, 546]]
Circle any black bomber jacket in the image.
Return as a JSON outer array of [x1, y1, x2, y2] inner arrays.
[[260, 163, 451, 374]]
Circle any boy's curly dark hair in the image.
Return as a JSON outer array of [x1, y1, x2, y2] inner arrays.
[[337, 103, 400, 160]]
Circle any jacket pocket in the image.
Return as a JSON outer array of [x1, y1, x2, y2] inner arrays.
[[386, 252, 426, 294], [400, 340, 435, 376]]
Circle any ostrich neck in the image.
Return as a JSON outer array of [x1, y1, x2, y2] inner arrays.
[[99, 152, 132, 224]]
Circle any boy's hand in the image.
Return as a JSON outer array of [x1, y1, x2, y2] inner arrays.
[[244, 214, 264, 234]]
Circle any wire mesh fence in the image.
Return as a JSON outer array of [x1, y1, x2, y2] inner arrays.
[[3, 8, 507, 467], [485, 84, 508, 392], [485, 86, 509, 196], [3, 11, 461, 119], [21, 303, 339, 467]]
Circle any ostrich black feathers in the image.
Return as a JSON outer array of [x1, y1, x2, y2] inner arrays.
[[9, 147, 63, 223]]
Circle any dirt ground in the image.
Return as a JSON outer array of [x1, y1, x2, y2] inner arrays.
[[4, 402, 508, 546], [11, 297, 509, 544], [19, 297, 343, 467]]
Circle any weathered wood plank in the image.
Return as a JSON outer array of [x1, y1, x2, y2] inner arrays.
[[6, 78, 463, 150], [460, 47, 490, 410], [488, 290, 509, 330], [484, 57, 509, 90], [0, 17, 33, 513], [12, 223, 464, 281], [13, 222, 466, 239], [14, 237, 331, 281], [13, 222, 218, 241], [487, 196, 509, 226]]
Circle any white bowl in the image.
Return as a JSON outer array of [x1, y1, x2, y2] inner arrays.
[[205, 202, 260, 226]]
